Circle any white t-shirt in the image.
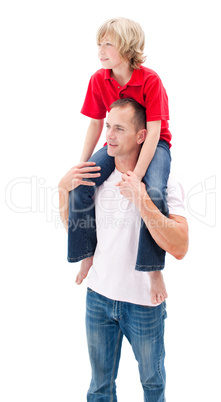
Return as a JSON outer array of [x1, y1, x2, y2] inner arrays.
[[87, 169, 186, 307]]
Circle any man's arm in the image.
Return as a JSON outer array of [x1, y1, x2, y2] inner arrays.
[[116, 171, 189, 260], [58, 162, 101, 232], [139, 201, 188, 260]]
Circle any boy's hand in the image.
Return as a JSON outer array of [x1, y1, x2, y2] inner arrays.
[[58, 162, 101, 193]]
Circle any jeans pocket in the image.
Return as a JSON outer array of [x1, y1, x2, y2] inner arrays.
[[140, 305, 153, 309], [87, 287, 94, 293]]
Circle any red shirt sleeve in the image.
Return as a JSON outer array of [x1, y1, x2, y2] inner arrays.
[[81, 73, 107, 119], [143, 72, 169, 122]]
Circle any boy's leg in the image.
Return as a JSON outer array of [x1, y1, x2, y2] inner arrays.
[[86, 289, 123, 401], [135, 140, 171, 272], [75, 256, 93, 285], [120, 301, 167, 402], [150, 271, 168, 305], [68, 146, 115, 263]]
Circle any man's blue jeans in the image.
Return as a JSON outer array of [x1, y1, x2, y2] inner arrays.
[[68, 140, 171, 271], [86, 288, 167, 401]]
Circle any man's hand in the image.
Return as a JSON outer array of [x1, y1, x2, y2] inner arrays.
[[58, 162, 101, 193], [58, 162, 101, 232], [115, 171, 147, 207], [116, 171, 189, 260]]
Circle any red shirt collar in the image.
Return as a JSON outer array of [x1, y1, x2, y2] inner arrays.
[[104, 67, 144, 87]]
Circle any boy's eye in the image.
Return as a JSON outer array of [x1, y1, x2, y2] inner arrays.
[[106, 42, 112, 46]]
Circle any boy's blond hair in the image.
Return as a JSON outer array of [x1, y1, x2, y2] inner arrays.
[[96, 17, 146, 70]]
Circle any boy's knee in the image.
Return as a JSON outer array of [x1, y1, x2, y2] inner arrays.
[[147, 187, 166, 210], [69, 185, 95, 213]]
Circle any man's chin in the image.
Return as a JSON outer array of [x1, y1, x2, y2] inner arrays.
[[107, 146, 116, 157]]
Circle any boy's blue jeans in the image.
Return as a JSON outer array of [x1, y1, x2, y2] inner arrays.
[[86, 288, 167, 401], [68, 140, 171, 271]]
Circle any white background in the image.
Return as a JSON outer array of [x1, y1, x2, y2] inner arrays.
[[1, 0, 220, 401]]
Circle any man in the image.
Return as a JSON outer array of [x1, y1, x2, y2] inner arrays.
[[59, 98, 188, 401]]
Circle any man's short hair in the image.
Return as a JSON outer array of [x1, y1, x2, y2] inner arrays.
[[96, 17, 146, 70], [110, 98, 146, 132]]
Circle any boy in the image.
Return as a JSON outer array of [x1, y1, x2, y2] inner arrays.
[[68, 18, 171, 304]]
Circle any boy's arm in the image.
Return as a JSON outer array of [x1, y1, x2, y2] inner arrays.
[[116, 171, 189, 259], [80, 118, 104, 162], [133, 120, 161, 179], [58, 162, 101, 232]]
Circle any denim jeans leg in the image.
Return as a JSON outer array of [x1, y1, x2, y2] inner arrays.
[[120, 301, 167, 402], [135, 141, 171, 272], [86, 289, 123, 401], [68, 146, 115, 262]]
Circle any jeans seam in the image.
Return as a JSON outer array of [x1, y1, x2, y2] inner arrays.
[[67, 252, 94, 262], [83, 186, 90, 254], [135, 264, 164, 272], [157, 341, 164, 381], [110, 328, 122, 402], [157, 309, 166, 388]]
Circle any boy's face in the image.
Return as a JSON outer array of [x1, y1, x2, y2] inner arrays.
[[98, 36, 124, 70]]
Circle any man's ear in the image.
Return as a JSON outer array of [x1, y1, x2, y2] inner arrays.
[[137, 129, 147, 144]]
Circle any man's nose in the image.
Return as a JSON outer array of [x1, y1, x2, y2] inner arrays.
[[107, 128, 116, 139]]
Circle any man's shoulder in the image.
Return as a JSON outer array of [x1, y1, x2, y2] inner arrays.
[[168, 173, 184, 197], [167, 173, 186, 218]]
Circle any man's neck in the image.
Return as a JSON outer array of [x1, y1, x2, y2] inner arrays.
[[115, 155, 138, 174]]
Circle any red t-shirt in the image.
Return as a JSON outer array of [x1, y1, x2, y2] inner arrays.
[[81, 66, 172, 147]]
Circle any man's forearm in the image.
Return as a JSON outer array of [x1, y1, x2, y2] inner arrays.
[[138, 193, 189, 259]]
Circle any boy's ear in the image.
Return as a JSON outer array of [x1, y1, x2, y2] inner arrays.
[[137, 129, 147, 144]]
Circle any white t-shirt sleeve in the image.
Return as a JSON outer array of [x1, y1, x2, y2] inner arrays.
[[167, 174, 187, 218]]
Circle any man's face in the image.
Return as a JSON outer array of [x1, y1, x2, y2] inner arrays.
[[106, 105, 141, 159]]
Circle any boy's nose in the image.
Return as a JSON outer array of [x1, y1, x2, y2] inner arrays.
[[98, 45, 105, 54]]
